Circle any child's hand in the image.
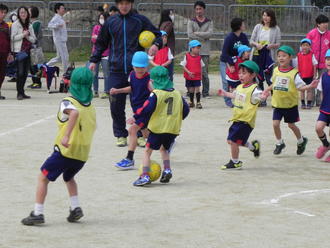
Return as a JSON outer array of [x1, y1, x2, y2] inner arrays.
[[188, 71, 194, 78], [126, 117, 136, 125], [261, 90, 270, 99], [310, 79, 319, 89], [110, 88, 117, 95], [61, 135, 70, 148], [228, 65, 235, 73], [218, 89, 225, 96]]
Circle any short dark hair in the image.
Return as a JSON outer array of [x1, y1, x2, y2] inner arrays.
[[316, 14, 329, 24], [29, 6, 39, 18], [231, 17, 244, 32], [261, 9, 277, 28], [97, 6, 104, 12], [109, 6, 119, 12], [54, 3, 64, 13], [194, 1, 206, 9], [0, 4, 8, 12]]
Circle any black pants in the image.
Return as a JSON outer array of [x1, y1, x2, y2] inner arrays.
[[30, 64, 41, 84], [16, 55, 30, 96]]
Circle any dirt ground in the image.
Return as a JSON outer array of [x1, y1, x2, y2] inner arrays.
[[1, 71, 330, 248]]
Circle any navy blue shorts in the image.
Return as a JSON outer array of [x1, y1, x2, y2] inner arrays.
[[40, 151, 85, 182], [227, 121, 253, 145], [146, 132, 177, 150], [135, 116, 149, 129], [273, 106, 300, 123], [302, 77, 313, 85], [227, 80, 241, 89], [185, 80, 201, 88], [318, 112, 330, 126]]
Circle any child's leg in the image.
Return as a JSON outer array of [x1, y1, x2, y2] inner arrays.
[[127, 124, 141, 160], [316, 120, 329, 146], [34, 173, 50, 215], [65, 178, 79, 207], [142, 147, 153, 176], [273, 120, 282, 142], [307, 88, 313, 106], [229, 140, 239, 162], [141, 128, 149, 139], [188, 87, 194, 103], [287, 122, 302, 140], [300, 90, 306, 106], [195, 86, 201, 103], [160, 146, 170, 170]]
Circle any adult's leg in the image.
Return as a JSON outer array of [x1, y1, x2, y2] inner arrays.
[[201, 55, 210, 96], [219, 61, 232, 106], [101, 59, 110, 93], [167, 60, 174, 82]]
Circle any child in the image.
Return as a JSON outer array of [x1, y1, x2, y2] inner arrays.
[[265, 45, 318, 155], [149, 30, 174, 70], [110, 51, 153, 169], [130, 66, 189, 186], [21, 67, 96, 225], [0, 4, 13, 99], [180, 39, 205, 109], [296, 38, 318, 109], [315, 49, 330, 161], [225, 45, 251, 92], [218, 61, 267, 169]]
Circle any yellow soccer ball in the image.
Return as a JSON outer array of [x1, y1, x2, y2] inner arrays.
[[138, 160, 161, 182], [138, 31, 156, 48]]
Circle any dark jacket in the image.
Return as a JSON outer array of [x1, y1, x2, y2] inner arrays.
[[220, 32, 249, 65], [90, 11, 162, 74]]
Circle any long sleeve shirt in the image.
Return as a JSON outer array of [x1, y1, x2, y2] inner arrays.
[[48, 14, 67, 42], [220, 32, 249, 65]]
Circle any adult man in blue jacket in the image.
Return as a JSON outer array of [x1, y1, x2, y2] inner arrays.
[[89, 0, 162, 147]]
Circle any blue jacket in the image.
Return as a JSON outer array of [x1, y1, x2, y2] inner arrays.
[[90, 11, 162, 74]]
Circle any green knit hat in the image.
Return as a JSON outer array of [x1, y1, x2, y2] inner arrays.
[[278, 45, 296, 56], [69, 67, 93, 104], [150, 66, 173, 90], [239, 60, 260, 74]]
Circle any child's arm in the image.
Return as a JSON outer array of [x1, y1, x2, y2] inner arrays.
[[110, 86, 132, 95], [149, 59, 159, 67], [295, 74, 319, 91], [312, 54, 318, 79], [218, 89, 235, 99], [182, 65, 194, 78], [147, 80, 154, 92], [61, 109, 79, 148], [129, 93, 157, 128], [161, 59, 172, 68]]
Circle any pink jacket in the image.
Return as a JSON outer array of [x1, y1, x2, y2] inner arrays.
[[306, 28, 330, 69], [91, 24, 109, 57]]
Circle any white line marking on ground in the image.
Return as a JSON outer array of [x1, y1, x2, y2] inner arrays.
[[259, 189, 330, 217], [0, 104, 109, 110], [0, 115, 55, 137]]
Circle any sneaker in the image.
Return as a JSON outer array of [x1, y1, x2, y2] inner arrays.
[[189, 102, 195, 108], [273, 142, 286, 155], [160, 169, 172, 183], [133, 175, 151, 186], [259, 101, 267, 107], [324, 155, 330, 163], [137, 137, 146, 147], [100, 92, 109, 99], [0, 95, 5, 100], [31, 83, 41, 89], [8, 77, 16, 82], [115, 158, 134, 170], [251, 140, 260, 158], [297, 137, 308, 155], [196, 102, 203, 109], [221, 160, 243, 170], [21, 211, 45, 225], [315, 145, 329, 159], [116, 137, 127, 147], [67, 207, 84, 223], [94, 92, 99, 98], [22, 94, 31, 99]]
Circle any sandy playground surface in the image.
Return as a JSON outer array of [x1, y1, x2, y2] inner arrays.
[[1, 72, 330, 248]]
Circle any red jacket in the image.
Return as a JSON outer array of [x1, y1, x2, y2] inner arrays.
[[0, 21, 10, 54], [153, 46, 169, 65], [297, 51, 314, 78], [183, 52, 201, 80], [226, 56, 244, 81]]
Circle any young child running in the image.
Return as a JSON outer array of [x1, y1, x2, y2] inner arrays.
[[181, 39, 205, 109], [149, 30, 174, 70], [218, 61, 267, 169], [296, 38, 318, 109], [225, 45, 251, 92], [315, 49, 330, 161], [21, 67, 96, 225], [130, 66, 190, 186], [110, 51, 153, 170], [265, 45, 318, 155]]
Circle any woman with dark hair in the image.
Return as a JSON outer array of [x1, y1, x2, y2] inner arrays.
[[159, 9, 175, 81], [219, 17, 249, 108], [90, 12, 110, 98], [11, 6, 36, 100], [250, 9, 281, 104], [28, 6, 43, 88]]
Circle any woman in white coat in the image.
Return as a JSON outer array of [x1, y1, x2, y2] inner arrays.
[[11, 6, 36, 100]]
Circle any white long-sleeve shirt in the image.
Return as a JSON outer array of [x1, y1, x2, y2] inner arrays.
[[48, 14, 67, 42]]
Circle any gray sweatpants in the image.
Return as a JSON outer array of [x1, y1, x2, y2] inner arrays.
[[47, 40, 69, 73]]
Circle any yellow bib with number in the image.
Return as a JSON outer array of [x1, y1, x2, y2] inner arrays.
[[54, 97, 96, 161], [147, 90, 183, 135]]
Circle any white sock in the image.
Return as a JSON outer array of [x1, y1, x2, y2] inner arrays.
[[297, 137, 304, 144], [231, 158, 239, 163], [70, 195, 80, 210], [34, 203, 44, 215], [246, 142, 255, 151], [276, 139, 284, 145]]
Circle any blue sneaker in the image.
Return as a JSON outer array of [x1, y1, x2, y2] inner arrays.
[[115, 158, 134, 170], [160, 169, 172, 183], [133, 175, 151, 186]]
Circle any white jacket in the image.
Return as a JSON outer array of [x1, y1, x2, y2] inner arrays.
[[48, 14, 67, 42], [11, 20, 36, 53]]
